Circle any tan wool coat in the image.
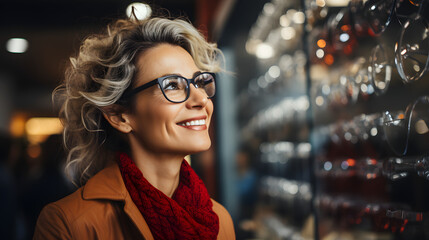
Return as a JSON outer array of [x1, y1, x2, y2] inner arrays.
[[33, 162, 235, 240]]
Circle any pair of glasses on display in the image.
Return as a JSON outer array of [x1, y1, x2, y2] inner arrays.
[[351, 0, 425, 35], [370, 0, 429, 92], [317, 155, 429, 181], [313, 44, 391, 108], [120, 72, 216, 103], [395, 0, 429, 83], [260, 142, 311, 159], [260, 176, 312, 207], [317, 195, 425, 233], [383, 95, 429, 156], [242, 96, 309, 137], [314, 0, 428, 98], [314, 112, 384, 147], [344, 44, 392, 98], [315, 0, 420, 61]]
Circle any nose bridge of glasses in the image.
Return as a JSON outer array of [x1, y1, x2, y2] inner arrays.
[[188, 81, 209, 99]]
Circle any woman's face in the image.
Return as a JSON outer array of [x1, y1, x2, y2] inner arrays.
[[125, 44, 214, 155]]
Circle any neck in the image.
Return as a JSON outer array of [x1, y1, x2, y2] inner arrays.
[[129, 140, 185, 198]]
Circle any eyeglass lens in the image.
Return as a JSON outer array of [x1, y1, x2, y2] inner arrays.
[[369, 44, 392, 94], [160, 73, 215, 103], [395, 17, 429, 83], [383, 96, 429, 156], [363, 0, 396, 34]]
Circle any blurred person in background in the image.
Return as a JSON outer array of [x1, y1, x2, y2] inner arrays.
[[33, 14, 235, 240]]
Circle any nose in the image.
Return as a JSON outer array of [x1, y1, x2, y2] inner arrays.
[[185, 84, 209, 109]]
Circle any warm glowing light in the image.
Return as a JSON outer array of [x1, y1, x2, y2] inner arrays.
[[398, 113, 405, 119], [346, 158, 356, 167], [341, 25, 350, 31], [370, 127, 378, 136], [245, 39, 261, 54], [413, 64, 421, 72], [293, 12, 305, 24], [315, 96, 325, 106], [316, 0, 326, 7], [326, 0, 350, 7], [316, 49, 325, 58], [263, 2, 275, 15], [366, 173, 376, 179], [279, 14, 291, 27], [10, 114, 27, 137], [126, 2, 152, 20], [281, 27, 296, 40], [25, 118, 63, 136], [6, 38, 29, 53], [324, 54, 334, 65], [317, 39, 326, 48], [376, 81, 386, 89], [255, 43, 274, 59], [415, 119, 429, 134]]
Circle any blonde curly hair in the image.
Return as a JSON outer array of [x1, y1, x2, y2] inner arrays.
[[54, 17, 223, 186]]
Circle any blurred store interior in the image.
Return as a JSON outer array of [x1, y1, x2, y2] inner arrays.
[[1, 0, 429, 239]]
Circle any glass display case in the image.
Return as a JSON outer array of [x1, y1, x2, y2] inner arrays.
[[220, 0, 429, 239], [309, 0, 429, 239]]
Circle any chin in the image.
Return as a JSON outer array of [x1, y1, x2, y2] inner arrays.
[[186, 140, 212, 154]]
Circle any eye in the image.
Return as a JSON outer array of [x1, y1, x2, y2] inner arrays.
[[162, 77, 186, 91], [195, 73, 214, 88]]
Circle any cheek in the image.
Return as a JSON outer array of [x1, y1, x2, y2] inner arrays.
[[207, 101, 214, 123]]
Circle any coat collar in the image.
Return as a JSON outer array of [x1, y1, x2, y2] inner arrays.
[[82, 161, 154, 240]]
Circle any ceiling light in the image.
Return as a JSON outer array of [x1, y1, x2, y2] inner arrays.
[[126, 2, 152, 20], [6, 38, 28, 53]]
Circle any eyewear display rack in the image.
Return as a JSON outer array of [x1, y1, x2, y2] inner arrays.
[[237, 0, 313, 239], [234, 0, 429, 239]]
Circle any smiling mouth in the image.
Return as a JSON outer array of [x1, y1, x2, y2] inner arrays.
[[177, 119, 206, 127]]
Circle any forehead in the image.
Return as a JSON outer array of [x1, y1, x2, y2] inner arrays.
[[134, 44, 199, 85]]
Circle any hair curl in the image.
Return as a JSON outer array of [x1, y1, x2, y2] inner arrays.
[[54, 17, 224, 186]]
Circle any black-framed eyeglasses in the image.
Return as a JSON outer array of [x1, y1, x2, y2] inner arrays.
[[121, 72, 216, 103]]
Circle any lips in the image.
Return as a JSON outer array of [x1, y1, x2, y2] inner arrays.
[[177, 116, 207, 130]]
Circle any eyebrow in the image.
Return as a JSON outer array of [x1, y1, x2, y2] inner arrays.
[[157, 71, 202, 79]]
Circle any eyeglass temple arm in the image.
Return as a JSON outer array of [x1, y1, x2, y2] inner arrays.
[[383, 155, 429, 180], [121, 80, 158, 99]]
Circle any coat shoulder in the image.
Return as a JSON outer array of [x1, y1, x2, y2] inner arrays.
[[211, 199, 236, 240], [34, 187, 126, 240]]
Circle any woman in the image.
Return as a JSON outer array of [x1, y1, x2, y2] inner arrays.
[[33, 15, 235, 240]]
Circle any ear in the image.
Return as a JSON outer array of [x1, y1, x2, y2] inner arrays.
[[101, 105, 133, 134]]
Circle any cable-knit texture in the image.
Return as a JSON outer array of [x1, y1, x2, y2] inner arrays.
[[117, 153, 219, 239]]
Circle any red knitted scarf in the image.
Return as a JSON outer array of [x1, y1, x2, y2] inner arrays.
[[117, 153, 219, 240]]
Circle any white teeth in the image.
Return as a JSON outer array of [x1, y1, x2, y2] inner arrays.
[[180, 119, 206, 126]]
